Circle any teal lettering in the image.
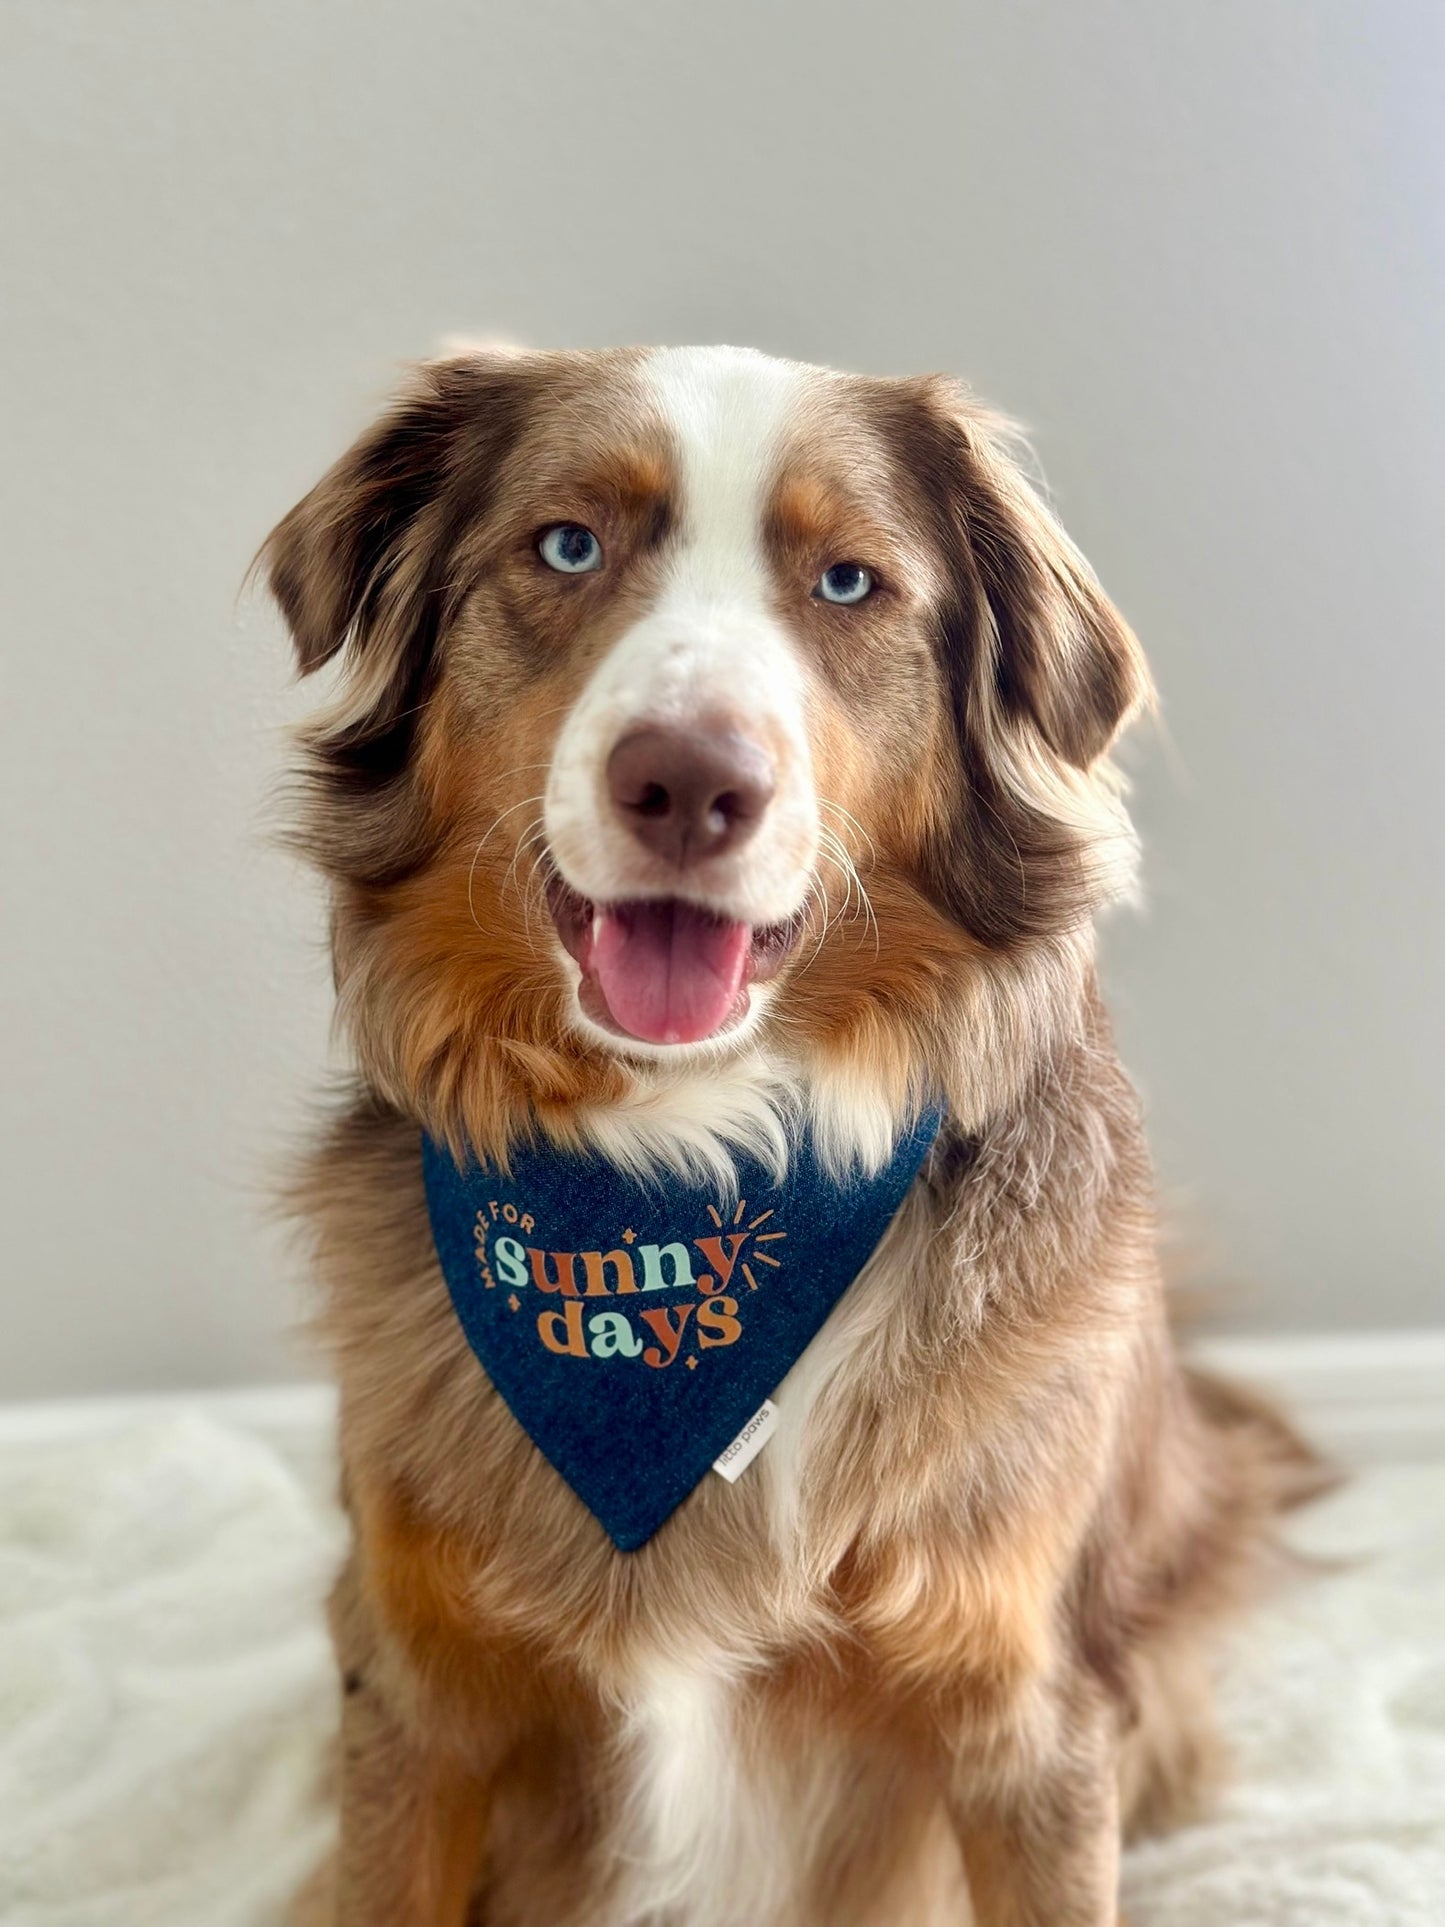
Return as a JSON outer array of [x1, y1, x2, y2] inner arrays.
[[493, 1235, 528, 1289], [638, 1242, 695, 1292], [587, 1311, 644, 1359]]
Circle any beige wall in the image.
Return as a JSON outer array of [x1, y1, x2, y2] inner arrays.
[[2, 1, 1441, 1394]]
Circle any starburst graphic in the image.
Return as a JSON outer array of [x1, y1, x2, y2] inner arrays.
[[699, 1197, 786, 1291]]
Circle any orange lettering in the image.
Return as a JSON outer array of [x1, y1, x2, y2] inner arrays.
[[640, 1304, 694, 1369], [697, 1295, 742, 1348], [693, 1234, 747, 1289], [528, 1249, 581, 1296], [537, 1301, 587, 1356], [580, 1249, 637, 1296]]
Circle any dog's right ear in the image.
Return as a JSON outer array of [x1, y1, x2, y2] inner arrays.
[[259, 348, 538, 838], [262, 348, 532, 679], [259, 350, 535, 881]]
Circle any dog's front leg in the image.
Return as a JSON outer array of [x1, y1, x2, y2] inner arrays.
[[320, 1545, 494, 1927], [333, 1664, 490, 1926], [950, 1687, 1122, 1927]]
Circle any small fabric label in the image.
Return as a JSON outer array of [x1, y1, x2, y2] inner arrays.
[[712, 1400, 778, 1483]]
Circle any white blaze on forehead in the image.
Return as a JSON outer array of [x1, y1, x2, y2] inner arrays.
[[544, 346, 822, 935], [642, 344, 807, 606]]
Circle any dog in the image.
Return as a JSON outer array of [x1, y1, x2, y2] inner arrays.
[[264, 344, 1322, 1926]]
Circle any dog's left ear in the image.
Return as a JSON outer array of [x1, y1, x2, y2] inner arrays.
[[918, 379, 1151, 770], [888, 378, 1152, 943]]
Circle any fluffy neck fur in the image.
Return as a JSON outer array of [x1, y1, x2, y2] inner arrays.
[[332, 881, 1099, 1193]]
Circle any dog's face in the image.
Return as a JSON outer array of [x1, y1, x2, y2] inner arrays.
[[265, 347, 1146, 1153]]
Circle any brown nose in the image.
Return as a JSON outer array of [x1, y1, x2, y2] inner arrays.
[[606, 724, 776, 866]]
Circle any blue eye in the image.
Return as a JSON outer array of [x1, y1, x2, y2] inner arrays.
[[815, 562, 874, 605], [539, 524, 603, 573]]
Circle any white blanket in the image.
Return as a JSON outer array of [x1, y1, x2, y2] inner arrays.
[[0, 1387, 1440, 1927]]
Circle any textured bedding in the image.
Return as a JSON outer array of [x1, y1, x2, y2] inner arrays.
[[0, 1384, 1441, 1927]]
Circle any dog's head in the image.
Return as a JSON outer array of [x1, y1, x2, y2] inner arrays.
[[264, 346, 1147, 1164]]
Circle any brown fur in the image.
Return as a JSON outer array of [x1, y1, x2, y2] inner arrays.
[[263, 346, 1324, 1925]]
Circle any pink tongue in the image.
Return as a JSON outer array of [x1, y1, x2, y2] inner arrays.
[[591, 901, 751, 1045]]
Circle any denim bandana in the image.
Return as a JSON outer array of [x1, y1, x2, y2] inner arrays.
[[421, 1105, 945, 1550]]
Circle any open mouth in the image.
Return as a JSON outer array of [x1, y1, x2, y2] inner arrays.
[[546, 877, 802, 1047]]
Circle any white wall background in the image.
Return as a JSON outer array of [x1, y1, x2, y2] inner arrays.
[[2, 0, 1441, 1395]]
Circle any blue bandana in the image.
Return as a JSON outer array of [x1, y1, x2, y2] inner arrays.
[[421, 1105, 945, 1549]]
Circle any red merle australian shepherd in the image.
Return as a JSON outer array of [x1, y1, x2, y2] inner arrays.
[[265, 345, 1321, 1927]]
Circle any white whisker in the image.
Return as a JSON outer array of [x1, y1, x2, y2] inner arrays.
[[466, 793, 546, 935], [811, 811, 880, 959]]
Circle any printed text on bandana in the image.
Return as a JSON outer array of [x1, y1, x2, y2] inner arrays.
[[472, 1194, 787, 1372]]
